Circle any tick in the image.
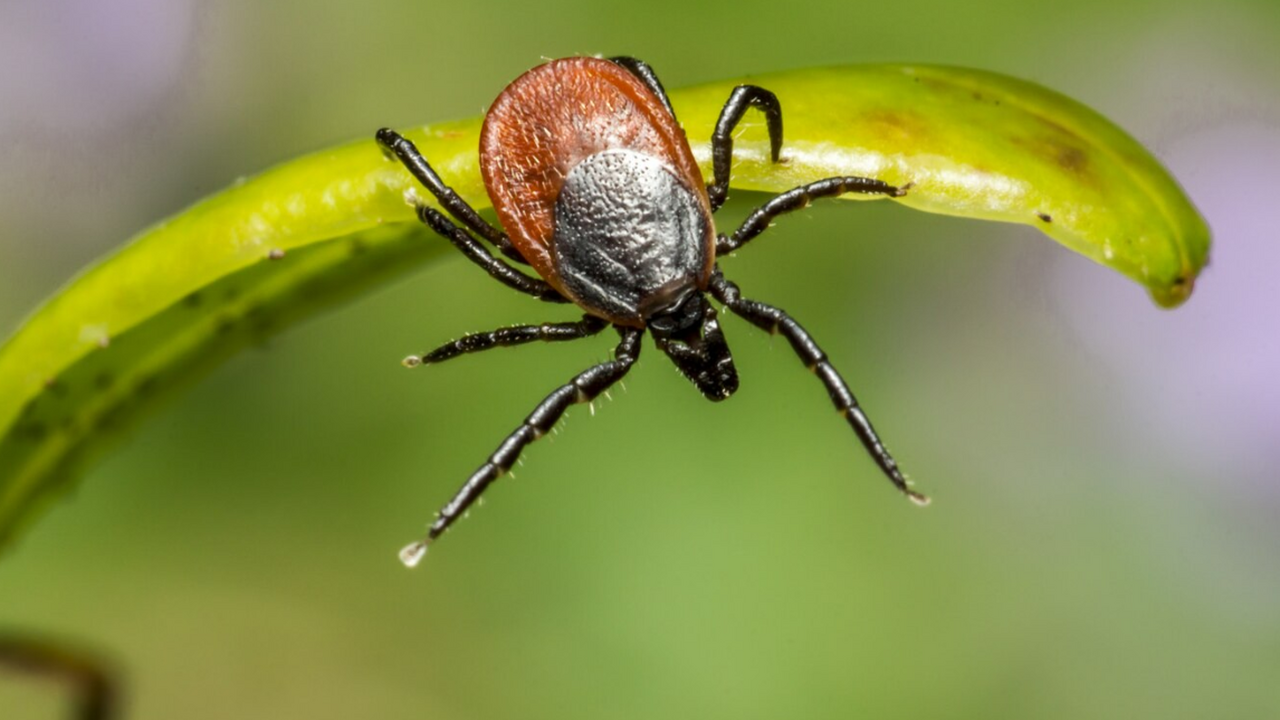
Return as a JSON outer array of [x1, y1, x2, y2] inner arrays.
[[379, 56, 927, 566]]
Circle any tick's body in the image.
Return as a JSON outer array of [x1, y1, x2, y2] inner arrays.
[[378, 57, 925, 565], [481, 58, 714, 325]]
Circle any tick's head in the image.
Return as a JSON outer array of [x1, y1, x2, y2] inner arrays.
[[648, 291, 738, 401]]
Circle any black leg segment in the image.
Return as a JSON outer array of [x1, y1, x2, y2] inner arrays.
[[708, 85, 784, 212], [608, 56, 677, 120], [405, 315, 609, 366], [376, 128, 530, 266], [399, 327, 644, 565], [417, 206, 569, 304], [708, 269, 928, 505], [718, 176, 908, 255]]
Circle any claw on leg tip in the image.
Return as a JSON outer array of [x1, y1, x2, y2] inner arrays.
[[399, 541, 429, 568]]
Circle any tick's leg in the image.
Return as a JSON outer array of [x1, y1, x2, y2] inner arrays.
[[417, 206, 569, 304], [404, 315, 609, 367], [399, 327, 644, 565], [708, 85, 784, 212], [608, 56, 677, 120], [716, 176, 908, 256], [375, 128, 530, 266], [708, 269, 928, 505]]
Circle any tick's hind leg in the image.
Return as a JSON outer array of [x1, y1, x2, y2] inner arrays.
[[375, 128, 530, 266], [404, 315, 609, 367], [707, 269, 928, 505], [416, 206, 568, 304], [399, 327, 644, 566]]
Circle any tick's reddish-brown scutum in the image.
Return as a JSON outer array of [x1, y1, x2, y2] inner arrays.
[[479, 57, 713, 324]]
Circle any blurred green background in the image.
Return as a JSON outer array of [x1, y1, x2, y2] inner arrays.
[[2, 0, 1278, 718]]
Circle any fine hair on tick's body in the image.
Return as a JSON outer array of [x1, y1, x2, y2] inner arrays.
[[377, 56, 926, 567]]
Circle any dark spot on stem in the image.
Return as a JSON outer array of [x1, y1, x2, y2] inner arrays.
[[183, 291, 203, 308], [245, 304, 277, 336], [43, 378, 68, 397], [1037, 212, 1053, 223], [215, 314, 238, 335], [863, 109, 929, 143], [1055, 145, 1088, 173], [20, 422, 48, 442], [96, 403, 126, 433], [136, 374, 160, 397]]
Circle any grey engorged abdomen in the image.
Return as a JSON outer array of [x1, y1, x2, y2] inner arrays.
[[552, 149, 712, 324]]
